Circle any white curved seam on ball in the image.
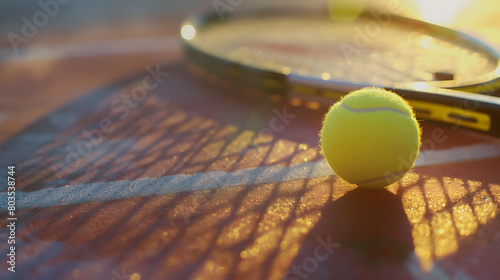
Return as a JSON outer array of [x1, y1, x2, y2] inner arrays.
[[340, 103, 409, 116]]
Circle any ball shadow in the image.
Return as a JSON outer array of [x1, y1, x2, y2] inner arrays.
[[286, 188, 414, 280]]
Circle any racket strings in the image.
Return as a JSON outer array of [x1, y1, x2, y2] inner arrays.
[[191, 14, 497, 88]]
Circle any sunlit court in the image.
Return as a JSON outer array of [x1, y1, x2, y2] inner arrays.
[[0, 0, 499, 279]]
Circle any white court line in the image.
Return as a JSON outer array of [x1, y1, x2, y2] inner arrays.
[[0, 36, 180, 63], [2, 143, 500, 211]]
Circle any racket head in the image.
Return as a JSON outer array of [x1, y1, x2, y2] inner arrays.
[[181, 8, 500, 137], [182, 8, 500, 92]]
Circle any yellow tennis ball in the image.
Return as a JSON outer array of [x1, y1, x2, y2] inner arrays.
[[320, 87, 421, 188]]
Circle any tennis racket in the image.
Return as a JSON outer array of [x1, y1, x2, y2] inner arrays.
[[180, 7, 500, 137]]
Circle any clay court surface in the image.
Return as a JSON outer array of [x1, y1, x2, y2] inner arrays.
[[1, 1, 500, 279]]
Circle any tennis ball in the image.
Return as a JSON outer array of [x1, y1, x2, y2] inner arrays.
[[320, 87, 421, 188], [328, 0, 365, 22]]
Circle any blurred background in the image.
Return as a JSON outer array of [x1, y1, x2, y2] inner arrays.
[[1, 0, 500, 47]]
